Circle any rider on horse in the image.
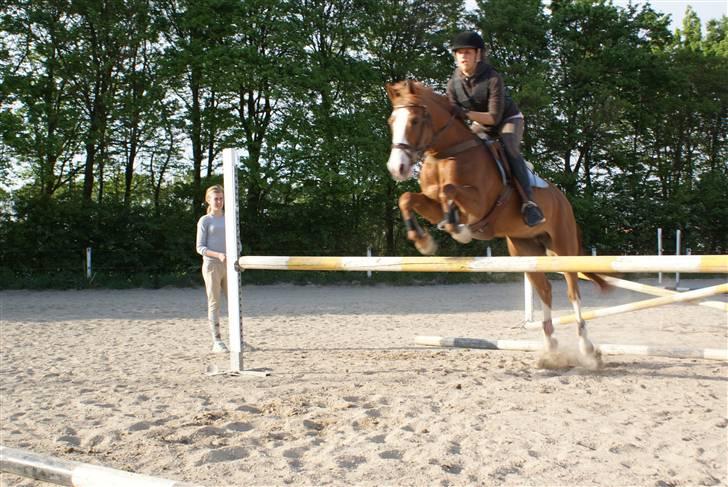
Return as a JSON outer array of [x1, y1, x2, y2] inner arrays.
[[446, 31, 546, 227]]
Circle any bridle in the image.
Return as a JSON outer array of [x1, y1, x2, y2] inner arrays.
[[390, 103, 457, 164]]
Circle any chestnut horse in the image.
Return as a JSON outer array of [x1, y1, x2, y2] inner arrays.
[[385, 80, 608, 364]]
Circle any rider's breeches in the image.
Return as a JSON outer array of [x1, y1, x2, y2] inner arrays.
[[202, 259, 226, 336], [499, 118, 534, 201]]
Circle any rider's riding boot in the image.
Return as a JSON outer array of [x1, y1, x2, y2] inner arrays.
[[509, 153, 546, 227]]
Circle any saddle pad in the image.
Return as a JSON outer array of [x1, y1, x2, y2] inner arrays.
[[528, 168, 549, 188]]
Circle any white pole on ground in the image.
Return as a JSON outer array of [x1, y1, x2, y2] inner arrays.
[[0, 445, 201, 487], [572, 272, 727, 312], [591, 246, 596, 256], [675, 229, 681, 289], [523, 282, 728, 329], [414, 336, 728, 361], [223, 149, 243, 373], [657, 228, 662, 284]]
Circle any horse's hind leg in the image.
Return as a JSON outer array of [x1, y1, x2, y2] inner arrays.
[[507, 238, 556, 351], [398, 192, 444, 255], [563, 272, 599, 362]]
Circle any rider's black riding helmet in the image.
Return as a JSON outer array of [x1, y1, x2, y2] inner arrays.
[[450, 31, 485, 51]]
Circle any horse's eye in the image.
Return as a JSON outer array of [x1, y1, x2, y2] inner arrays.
[[411, 119, 419, 126]]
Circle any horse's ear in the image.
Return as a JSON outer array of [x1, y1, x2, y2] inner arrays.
[[405, 79, 416, 94], [385, 83, 397, 100]]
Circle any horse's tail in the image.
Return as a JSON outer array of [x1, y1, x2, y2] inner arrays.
[[581, 271, 611, 293], [576, 225, 612, 293]]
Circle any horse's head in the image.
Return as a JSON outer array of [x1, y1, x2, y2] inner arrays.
[[385, 80, 435, 181]]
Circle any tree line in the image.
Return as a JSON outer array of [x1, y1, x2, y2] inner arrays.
[[1, 0, 726, 288]]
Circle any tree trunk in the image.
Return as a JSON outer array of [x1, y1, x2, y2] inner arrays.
[[190, 65, 203, 216], [384, 179, 396, 255]]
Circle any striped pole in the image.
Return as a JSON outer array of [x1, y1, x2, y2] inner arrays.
[[414, 336, 728, 362], [222, 150, 271, 378], [0, 446, 201, 487], [238, 255, 728, 274], [523, 283, 728, 329], [576, 273, 728, 312]]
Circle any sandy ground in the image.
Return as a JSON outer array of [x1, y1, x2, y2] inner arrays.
[[1, 278, 727, 486]]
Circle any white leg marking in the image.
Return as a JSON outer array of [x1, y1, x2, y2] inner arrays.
[[542, 303, 557, 351], [572, 298, 595, 355]]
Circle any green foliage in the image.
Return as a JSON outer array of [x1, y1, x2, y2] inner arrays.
[[1, 0, 726, 288]]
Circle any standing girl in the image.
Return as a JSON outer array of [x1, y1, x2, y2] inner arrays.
[[196, 185, 228, 353]]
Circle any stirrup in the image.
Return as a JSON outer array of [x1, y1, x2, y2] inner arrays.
[[522, 201, 546, 227], [521, 200, 540, 211]]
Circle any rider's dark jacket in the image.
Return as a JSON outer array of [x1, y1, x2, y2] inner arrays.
[[446, 61, 520, 136]]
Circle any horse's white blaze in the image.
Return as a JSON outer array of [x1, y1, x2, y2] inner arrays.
[[387, 107, 414, 181]]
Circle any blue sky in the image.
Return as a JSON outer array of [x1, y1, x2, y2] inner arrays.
[[465, 1, 727, 30], [611, 0, 727, 29]]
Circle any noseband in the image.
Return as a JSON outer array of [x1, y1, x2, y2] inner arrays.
[[391, 103, 456, 163]]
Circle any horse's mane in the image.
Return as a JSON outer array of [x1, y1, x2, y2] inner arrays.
[[414, 81, 452, 110], [389, 79, 469, 131], [398, 80, 452, 113]]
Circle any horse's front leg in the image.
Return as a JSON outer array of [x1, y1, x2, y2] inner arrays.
[[399, 192, 444, 255], [441, 183, 484, 220]]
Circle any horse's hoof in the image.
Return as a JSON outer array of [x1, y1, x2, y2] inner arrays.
[[451, 224, 472, 244], [578, 348, 603, 370], [544, 336, 558, 352], [579, 339, 595, 356], [415, 235, 437, 255]]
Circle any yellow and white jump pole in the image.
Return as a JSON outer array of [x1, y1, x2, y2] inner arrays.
[[236, 254, 727, 274], [524, 283, 728, 329]]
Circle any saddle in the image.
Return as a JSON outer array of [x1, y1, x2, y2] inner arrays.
[[465, 137, 527, 239]]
